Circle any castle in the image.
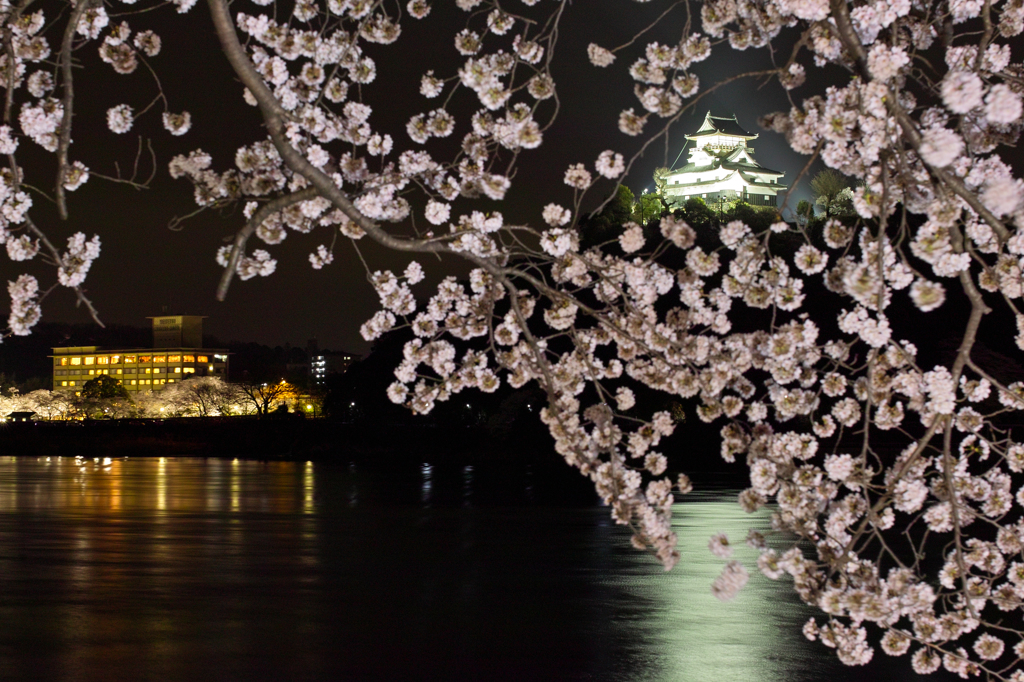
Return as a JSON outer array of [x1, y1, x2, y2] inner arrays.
[[660, 112, 787, 209]]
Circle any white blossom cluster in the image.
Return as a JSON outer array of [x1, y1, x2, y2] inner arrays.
[[0, 3, 198, 340], [56, 233, 101, 288], [6, 274, 39, 336]]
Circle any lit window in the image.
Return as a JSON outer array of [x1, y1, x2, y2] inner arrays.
[[183, 367, 195, 374], [154, 368, 161, 374], [61, 381, 67, 387], [167, 379, 174, 384], [197, 355, 209, 363], [168, 355, 181, 363], [69, 381, 75, 386], [85, 357, 95, 365], [110, 355, 121, 364], [124, 356, 136, 364], [98, 357, 109, 365], [60, 357, 69, 366], [174, 367, 181, 373], [139, 356, 151, 364], [183, 355, 195, 362], [89, 370, 95, 375], [145, 368, 152, 374], [70, 357, 81, 366], [131, 380, 137, 385], [154, 356, 166, 363], [116, 369, 122, 374]]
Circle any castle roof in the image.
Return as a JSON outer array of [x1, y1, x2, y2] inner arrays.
[[668, 158, 784, 177], [685, 112, 757, 140]]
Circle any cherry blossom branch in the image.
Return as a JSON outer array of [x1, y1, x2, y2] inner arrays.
[[22, 216, 104, 328], [216, 187, 320, 301], [206, 0, 448, 259], [55, 0, 97, 221]]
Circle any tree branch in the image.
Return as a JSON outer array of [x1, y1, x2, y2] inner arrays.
[[55, 0, 96, 221]]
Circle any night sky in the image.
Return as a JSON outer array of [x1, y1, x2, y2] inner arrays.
[[26, 2, 824, 353]]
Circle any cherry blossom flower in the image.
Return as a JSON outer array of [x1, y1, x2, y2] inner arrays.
[[940, 71, 984, 114], [308, 245, 333, 269], [587, 43, 615, 67], [618, 108, 646, 136], [910, 279, 946, 311], [420, 72, 443, 98], [981, 177, 1023, 216], [162, 111, 191, 136], [6, 235, 38, 262], [7, 274, 40, 336], [62, 162, 89, 191], [866, 44, 908, 82], [542, 203, 571, 227], [985, 83, 1022, 125], [619, 223, 644, 253], [424, 200, 450, 226], [708, 532, 733, 558], [918, 127, 963, 168], [711, 561, 749, 601]]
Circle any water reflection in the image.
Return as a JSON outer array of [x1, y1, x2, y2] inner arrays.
[[0, 457, 917, 682], [304, 461, 314, 514], [421, 463, 433, 505], [462, 464, 474, 507], [594, 493, 828, 682]]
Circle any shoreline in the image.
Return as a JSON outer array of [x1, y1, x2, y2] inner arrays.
[[0, 417, 750, 490]]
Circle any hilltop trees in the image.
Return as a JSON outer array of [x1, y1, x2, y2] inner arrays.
[[810, 169, 855, 217], [630, 191, 666, 226], [0, 0, 1023, 677]]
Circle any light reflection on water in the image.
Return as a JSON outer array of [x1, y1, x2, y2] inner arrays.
[[0, 456, 922, 682], [597, 492, 825, 682]]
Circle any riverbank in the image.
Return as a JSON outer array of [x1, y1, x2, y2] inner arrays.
[[0, 418, 536, 461], [0, 416, 745, 487]]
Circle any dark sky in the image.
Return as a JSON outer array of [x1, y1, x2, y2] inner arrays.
[[26, 2, 822, 353]]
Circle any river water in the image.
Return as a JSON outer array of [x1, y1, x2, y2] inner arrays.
[[0, 456, 939, 681]]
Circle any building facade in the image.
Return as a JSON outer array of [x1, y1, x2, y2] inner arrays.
[[661, 112, 787, 210], [306, 339, 358, 386], [51, 316, 228, 395]]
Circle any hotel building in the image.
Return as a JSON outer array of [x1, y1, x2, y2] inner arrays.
[[51, 315, 228, 394]]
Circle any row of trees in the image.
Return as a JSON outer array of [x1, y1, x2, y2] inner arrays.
[[0, 376, 305, 420]]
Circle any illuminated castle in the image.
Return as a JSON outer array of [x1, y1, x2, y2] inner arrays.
[[661, 112, 787, 209]]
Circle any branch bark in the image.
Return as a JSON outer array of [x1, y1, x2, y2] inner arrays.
[[55, 0, 97, 221]]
